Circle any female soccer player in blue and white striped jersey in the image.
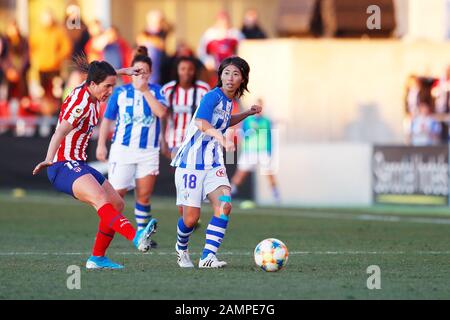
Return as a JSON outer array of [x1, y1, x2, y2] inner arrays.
[[96, 47, 167, 248], [171, 56, 262, 268]]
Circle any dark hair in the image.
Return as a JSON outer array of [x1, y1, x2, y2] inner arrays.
[[131, 46, 152, 70], [73, 54, 116, 85], [168, 57, 199, 114], [217, 56, 250, 98]]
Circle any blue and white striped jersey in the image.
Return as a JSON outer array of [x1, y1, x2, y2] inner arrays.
[[171, 87, 234, 170], [104, 83, 167, 163]]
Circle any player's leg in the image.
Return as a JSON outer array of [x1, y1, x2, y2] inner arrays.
[[260, 152, 280, 202], [267, 174, 281, 203], [175, 205, 200, 268], [108, 161, 133, 199], [73, 170, 156, 254], [107, 162, 158, 249], [198, 167, 232, 268], [231, 151, 256, 196], [135, 174, 158, 247], [134, 157, 160, 247], [134, 175, 156, 229], [88, 179, 123, 267], [230, 169, 250, 196], [174, 167, 204, 267]]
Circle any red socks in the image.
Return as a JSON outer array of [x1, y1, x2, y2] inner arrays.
[[92, 225, 115, 257], [97, 203, 136, 241]]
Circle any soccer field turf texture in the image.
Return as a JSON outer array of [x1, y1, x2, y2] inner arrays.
[[0, 191, 449, 300]]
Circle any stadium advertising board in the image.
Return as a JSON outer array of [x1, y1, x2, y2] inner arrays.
[[372, 145, 449, 205]]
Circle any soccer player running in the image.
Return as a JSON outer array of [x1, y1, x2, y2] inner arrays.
[[32, 57, 157, 270], [171, 56, 262, 268], [161, 57, 210, 225], [230, 98, 280, 203], [96, 47, 167, 248]]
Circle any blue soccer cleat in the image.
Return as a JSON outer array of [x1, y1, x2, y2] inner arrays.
[[133, 218, 158, 252], [86, 256, 124, 270]]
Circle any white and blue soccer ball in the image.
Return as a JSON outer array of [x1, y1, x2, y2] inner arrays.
[[254, 238, 289, 272]]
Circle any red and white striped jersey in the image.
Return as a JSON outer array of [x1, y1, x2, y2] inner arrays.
[[162, 80, 210, 148], [54, 83, 100, 162]]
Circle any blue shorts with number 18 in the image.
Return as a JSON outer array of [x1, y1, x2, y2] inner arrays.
[[47, 161, 105, 197]]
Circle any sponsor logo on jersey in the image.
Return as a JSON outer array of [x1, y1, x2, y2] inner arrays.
[[72, 106, 84, 118], [216, 168, 225, 177]]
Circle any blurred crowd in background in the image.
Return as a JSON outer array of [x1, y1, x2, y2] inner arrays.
[[1, 1, 450, 148], [0, 4, 267, 138]]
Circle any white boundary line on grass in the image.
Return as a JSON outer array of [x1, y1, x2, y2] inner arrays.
[[239, 210, 450, 225], [1, 251, 450, 256], [2, 194, 450, 225]]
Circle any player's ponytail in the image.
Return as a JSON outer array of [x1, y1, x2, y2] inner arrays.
[[132, 45, 153, 70], [217, 56, 250, 98], [73, 54, 117, 85]]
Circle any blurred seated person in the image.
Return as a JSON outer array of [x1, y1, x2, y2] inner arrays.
[[407, 102, 442, 146], [405, 75, 421, 116], [241, 9, 267, 39]]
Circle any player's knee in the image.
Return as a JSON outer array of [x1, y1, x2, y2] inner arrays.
[[94, 189, 110, 208], [184, 215, 199, 228], [218, 195, 232, 214], [222, 202, 232, 214], [113, 198, 125, 213]]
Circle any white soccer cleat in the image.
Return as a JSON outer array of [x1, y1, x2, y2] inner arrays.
[[176, 244, 194, 268], [198, 253, 227, 268]]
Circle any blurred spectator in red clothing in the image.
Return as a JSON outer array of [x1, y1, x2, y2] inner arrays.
[[85, 19, 105, 62], [198, 10, 244, 87]]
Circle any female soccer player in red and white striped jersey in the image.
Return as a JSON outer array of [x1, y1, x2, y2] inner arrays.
[[32, 57, 157, 270], [161, 57, 210, 159], [161, 57, 210, 222]]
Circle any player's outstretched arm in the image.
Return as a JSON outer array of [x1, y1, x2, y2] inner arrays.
[[229, 105, 262, 127], [195, 119, 235, 152], [116, 66, 145, 77], [32, 120, 73, 175]]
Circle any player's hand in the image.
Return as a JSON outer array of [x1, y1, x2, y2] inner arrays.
[[248, 105, 262, 116], [223, 139, 236, 153], [160, 140, 172, 160], [123, 66, 145, 76], [96, 144, 108, 162], [32, 161, 53, 175]]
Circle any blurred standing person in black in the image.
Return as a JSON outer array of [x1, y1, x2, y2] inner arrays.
[[136, 10, 171, 85], [241, 9, 267, 39], [65, 4, 90, 59], [160, 41, 208, 85]]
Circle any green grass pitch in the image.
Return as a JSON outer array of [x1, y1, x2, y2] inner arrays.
[[0, 190, 449, 300]]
